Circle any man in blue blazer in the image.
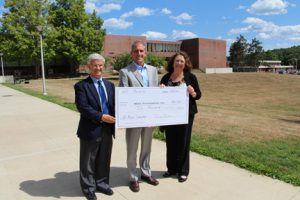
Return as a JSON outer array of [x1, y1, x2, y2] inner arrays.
[[74, 53, 115, 200]]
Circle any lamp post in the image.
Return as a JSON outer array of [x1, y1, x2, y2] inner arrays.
[[294, 58, 298, 71], [0, 53, 4, 78], [36, 26, 47, 95]]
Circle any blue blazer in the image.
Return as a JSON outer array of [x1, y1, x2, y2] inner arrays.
[[74, 76, 115, 140]]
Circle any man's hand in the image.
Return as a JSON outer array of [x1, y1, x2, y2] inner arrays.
[[101, 114, 116, 123]]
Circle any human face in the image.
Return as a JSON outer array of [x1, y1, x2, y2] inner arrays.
[[89, 59, 104, 79], [131, 43, 146, 66], [173, 55, 185, 71]]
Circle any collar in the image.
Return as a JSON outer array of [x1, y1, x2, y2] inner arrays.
[[90, 76, 103, 83], [133, 62, 147, 70]]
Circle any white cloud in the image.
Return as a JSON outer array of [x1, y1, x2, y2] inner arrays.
[[141, 31, 167, 40], [161, 8, 171, 15], [103, 18, 133, 29], [88, 0, 124, 3], [121, 7, 154, 19], [257, 33, 271, 39], [237, 5, 246, 10], [170, 12, 193, 25], [230, 17, 277, 34], [229, 17, 300, 42], [288, 37, 300, 42], [226, 38, 236, 44], [86, 2, 121, 14], [247, 0, 289, 15], [265, 42, 294, 50], [172, 30, 197, 40]]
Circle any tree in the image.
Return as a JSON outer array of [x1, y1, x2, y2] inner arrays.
[[47, 0, 106, 74], [229, 35, 248, 68], [262, 46, 300, 68], [262, 51, 278, 60], [246, 38, 263, 67], [0, 0, 49, 76]]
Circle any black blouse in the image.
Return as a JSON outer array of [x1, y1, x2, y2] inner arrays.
[[160, 71, 201, 115]]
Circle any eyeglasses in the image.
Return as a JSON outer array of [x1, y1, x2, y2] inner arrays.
[[91, 64, 103, 67]]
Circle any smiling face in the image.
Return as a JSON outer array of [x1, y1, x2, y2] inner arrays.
[[173, 54, 186, 71], [89, 59, 104, 79], [131, 42, 146, 66]]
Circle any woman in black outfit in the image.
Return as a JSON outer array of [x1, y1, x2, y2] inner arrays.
[[160, 51, 201, 182]]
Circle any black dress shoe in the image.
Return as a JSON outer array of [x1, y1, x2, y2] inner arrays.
[[163, 171, 176, 177], [83, 192, 97, 200], [97, 187, 114, 196], [178, 175, 188, 182], [141, 175, 159, 185]]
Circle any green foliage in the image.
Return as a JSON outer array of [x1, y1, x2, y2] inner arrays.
[[111, 53, 132, 71], [246, 38, 263, 67], [111, 53, 166, 71], [0, 0, 49, 64], [145, 54, 167, 68], [153, 127, 165, 141], [229, 35, 248, 67], [229, 35, 264, 68], [47, 0, 105, 72], [0, 0, 106, 74], [262, 46, 300, 68], [229, 34, 300, 69], [263, 51, 279, 60]]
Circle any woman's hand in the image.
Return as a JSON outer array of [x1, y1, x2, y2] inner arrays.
[[187, 85, 196, 98], [160, 84, 166, 88]]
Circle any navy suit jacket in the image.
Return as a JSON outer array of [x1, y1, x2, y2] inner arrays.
[[74, 76, 115, 140]]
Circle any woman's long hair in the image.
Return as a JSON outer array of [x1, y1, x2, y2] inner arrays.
[[165, 51, 193, 73]]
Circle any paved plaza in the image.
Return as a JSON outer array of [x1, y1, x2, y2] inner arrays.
[[0, 85, 299, 200]]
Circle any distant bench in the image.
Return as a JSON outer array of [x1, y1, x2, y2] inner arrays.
[[14, 78, 29, 84]]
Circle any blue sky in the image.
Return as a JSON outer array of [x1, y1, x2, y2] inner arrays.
[[1, 0, 300, 54]]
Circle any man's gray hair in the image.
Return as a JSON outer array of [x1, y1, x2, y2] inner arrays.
[[87, 53, 105, 64], [131, 40, 146, 53]]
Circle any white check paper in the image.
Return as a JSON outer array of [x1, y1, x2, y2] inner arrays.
[[115, 87, 189, 128]]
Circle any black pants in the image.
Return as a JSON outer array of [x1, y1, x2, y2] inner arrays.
[[79, 127, 113, 194], [165, 115, 194, 176]]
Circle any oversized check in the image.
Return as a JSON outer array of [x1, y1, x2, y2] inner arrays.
[[115, 87, 189, 128]]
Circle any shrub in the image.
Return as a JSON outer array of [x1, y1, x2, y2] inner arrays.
[[111, 53, 132, 71]]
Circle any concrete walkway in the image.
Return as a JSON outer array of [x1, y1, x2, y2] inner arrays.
[[0, 84, 299, 200]]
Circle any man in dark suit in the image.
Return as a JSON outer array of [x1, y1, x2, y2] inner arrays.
[[119, 41, 159, 192], [74, 53, 115, 200]]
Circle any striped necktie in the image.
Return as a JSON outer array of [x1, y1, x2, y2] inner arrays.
[[97, 80, 109, 114]]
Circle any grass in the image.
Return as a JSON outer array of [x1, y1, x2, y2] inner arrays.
[[2, 83, 78, 112], [154, 129, 300, 185], [2, 71, 300, 186], [190, 134, 300, 185]]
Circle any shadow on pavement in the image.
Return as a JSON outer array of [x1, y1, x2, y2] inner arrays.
[[19, 171, 82, 198], [19, 167, 165, 198]]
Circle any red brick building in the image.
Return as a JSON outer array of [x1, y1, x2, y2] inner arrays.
[[103, 34, 229, 72]]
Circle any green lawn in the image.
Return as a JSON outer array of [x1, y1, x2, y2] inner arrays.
[[153, 129, 300, 185], [3, 72, 300, 186]]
